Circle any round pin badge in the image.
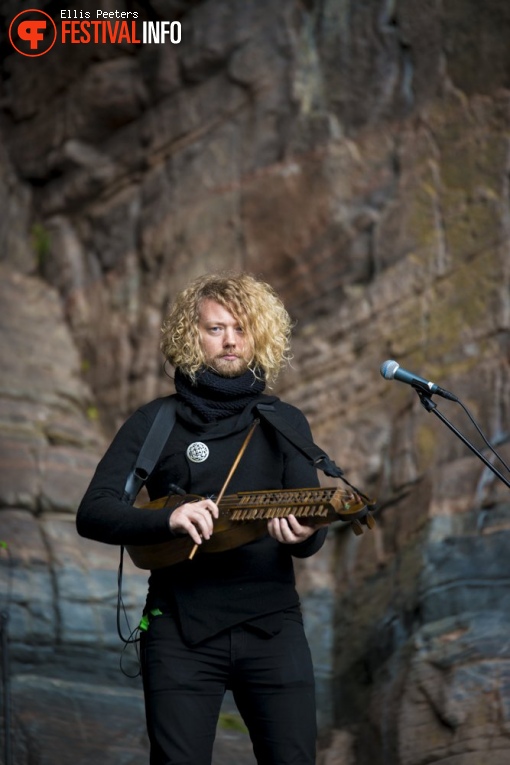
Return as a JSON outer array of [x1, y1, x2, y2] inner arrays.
[[186, 441, 210, 463]]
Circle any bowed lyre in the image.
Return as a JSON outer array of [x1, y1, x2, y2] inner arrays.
[[126, 485, 376, 570]]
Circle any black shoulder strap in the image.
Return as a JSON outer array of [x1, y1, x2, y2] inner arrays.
[[255, 402, 344, 477], [256, 402, 372, 503], [122, 397, 177, 504], [118, 398, 178, 646]]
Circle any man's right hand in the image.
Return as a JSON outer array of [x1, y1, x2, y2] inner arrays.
[[169, 498, 219, 546]]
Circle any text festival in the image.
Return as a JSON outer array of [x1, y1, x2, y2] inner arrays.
[[60, 9, 181, 44]]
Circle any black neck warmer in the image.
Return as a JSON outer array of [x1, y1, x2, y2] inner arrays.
[[174, 368, 266, 422]]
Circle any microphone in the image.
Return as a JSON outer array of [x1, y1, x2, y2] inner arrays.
[[380, 360, 458, 401]]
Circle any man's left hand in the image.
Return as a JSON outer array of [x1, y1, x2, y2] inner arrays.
[[267, 515, 322, 544]]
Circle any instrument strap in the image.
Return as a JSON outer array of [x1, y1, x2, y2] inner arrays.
[[255, 402, 342, 476], [121, 397, 367, 500], [118, 397, 177, 647], [122, 397, 177, 504], [255, 403, 372, 503]]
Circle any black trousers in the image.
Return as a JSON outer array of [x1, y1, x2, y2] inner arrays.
[[140, 612, 317, 765]]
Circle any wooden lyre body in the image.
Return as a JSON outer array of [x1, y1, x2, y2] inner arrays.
[[126, 486, 374, 570]]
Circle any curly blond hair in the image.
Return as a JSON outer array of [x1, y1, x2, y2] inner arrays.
[[160, 273, 293, 385]]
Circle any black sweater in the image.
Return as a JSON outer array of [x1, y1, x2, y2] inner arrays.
[[77, 394, 327, 644]]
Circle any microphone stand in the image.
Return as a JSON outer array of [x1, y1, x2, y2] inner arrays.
[[415, 389, 510, 490], [0, 541, 12, 765], [0, 609, 12, 765]]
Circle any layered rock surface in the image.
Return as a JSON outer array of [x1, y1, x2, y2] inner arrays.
[[1, 1, 510, 763]]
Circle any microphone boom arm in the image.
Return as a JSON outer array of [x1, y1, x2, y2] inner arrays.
[[416, 389, 510, 490]]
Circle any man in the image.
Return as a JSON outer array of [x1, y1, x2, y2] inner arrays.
[[77, 272, 329, 765]]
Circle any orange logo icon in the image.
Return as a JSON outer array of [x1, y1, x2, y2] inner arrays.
[[9, 9, 57, 57]]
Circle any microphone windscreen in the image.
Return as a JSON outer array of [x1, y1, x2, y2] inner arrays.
[[380, 360, 399, 380]]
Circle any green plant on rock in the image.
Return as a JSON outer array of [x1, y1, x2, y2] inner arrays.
[[86, 406, 99, 421], [31, 223, 51, 270], [218, 712, 248, 733]]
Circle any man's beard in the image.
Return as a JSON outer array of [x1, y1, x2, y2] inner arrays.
[[208, 355, 250, 378]]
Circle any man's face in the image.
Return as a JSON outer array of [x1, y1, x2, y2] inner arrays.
[[197, 299, 252, 377]]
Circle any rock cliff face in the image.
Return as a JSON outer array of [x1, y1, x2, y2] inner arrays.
[[1, 1, 510, 763]]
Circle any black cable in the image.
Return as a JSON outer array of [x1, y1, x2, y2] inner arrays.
[[455, 398, 510, 476], [116, 546, 144, 678], [116, 546, 140, 646]]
